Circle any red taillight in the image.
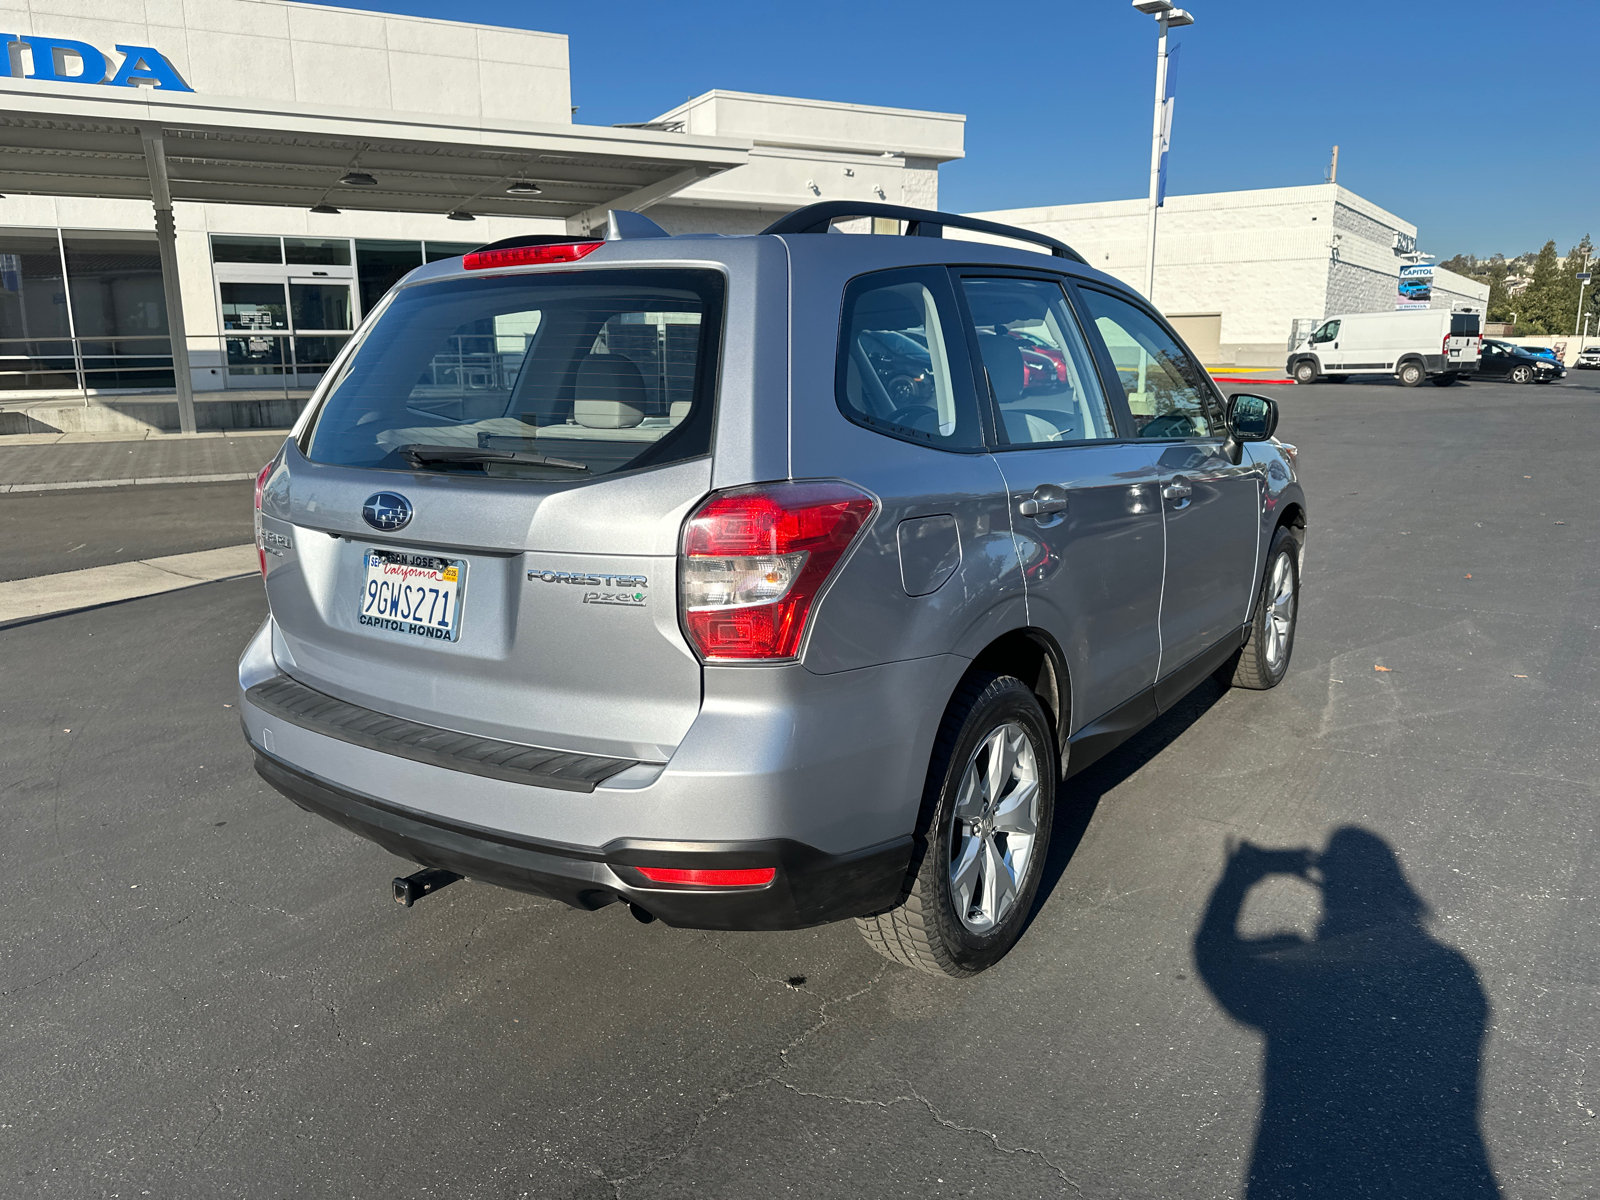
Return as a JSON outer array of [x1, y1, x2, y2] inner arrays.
[[253, 460, 272, 579], [634, 866, 776, 888], [679, 481, 877, 661], [462, 241, 603, 270]]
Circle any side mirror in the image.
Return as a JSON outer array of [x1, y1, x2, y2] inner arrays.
[[1222, 393, 1279, 465]]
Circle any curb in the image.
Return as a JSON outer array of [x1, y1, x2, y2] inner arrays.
[[0, 471, 258, 494]]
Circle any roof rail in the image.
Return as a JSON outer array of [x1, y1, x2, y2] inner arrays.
[[760, 201, 1087, 265]]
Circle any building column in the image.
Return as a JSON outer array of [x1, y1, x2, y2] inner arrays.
[[140, 127, 196, 435]]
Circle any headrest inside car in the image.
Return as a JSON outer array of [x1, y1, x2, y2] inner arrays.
[[575, 354, 646, 428], [977, 332, 1025, 402], [854, 290, 926, 333]]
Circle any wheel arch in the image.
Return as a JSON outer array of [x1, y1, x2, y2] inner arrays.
[[967, 627, 1071, 775]]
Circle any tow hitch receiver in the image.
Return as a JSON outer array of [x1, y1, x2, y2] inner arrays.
[[392, 868, 462, 907]]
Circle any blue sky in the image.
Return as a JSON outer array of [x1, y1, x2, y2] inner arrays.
[[321, 0, 1594, 259]]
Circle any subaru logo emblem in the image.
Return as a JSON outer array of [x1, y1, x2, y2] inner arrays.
[[362, 492, 412, 532]]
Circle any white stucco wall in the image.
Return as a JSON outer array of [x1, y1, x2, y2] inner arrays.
[[963, 185, 1482, 365], [967, 186, 1352, 361], [0, 0, 573, 124], [642, 91, 963, 230]]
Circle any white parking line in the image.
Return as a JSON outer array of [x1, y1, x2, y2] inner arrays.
[[0, 543, 258, 624]]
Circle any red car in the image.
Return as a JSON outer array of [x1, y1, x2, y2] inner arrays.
[[1006, 330, 1069, 388]]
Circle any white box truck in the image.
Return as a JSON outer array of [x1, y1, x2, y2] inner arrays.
[[1287, 310, 1482, 387]]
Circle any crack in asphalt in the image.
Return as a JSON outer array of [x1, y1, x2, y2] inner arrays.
[[600, 965, 890, 1199], [777, 1082, 1084, 1194]]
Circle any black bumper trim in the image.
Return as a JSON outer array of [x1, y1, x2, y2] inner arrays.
[[246, 674, 646, 793], [252, 749, 912, 931]]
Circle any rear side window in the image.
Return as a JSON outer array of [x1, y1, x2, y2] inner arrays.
[[304, 269, 723, 478], [1079, 288, 1221, 438], [836, 268, 984, 450], [959, 276, 1116, 445]]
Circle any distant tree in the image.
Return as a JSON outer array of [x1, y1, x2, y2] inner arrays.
[[1511, 241, 1564, 334]]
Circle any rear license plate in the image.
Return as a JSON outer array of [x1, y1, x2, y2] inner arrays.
[[358, 548, 466, 642]]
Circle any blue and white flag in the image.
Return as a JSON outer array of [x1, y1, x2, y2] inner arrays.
[[1156, 44, 1180, 208]]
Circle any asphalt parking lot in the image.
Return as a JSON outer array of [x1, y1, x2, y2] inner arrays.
[[3, 372, 1598, 1198]]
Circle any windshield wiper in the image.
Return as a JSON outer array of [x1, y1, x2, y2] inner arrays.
[[398, 444, 589, 472]]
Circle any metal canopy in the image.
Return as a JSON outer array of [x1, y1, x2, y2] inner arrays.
[[0, 80, 751, 433], [0, 80, 749, 221]]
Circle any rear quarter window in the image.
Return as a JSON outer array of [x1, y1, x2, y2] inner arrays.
[[303, 268, 724, 480], [834, 268, 985, 451]]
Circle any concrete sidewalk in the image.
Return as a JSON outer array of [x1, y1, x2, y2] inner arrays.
[[0, 428, 289, 492], [0, 543, 257, 625]]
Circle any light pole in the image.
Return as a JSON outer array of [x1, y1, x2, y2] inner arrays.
[[1133, 0, 1194, 303], [1574, 268, 1591, 338]]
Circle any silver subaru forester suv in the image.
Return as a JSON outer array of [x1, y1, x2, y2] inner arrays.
[[241, 203, 1305, 977]]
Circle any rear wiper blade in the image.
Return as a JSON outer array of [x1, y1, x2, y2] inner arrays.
[[398, 444, 589, 472]]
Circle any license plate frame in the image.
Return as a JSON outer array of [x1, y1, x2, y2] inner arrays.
[[358, 548, 467, 643]]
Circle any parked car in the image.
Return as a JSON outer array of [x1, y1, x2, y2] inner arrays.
[[241, 202, 1306, 978], [1288, 308, 1480, 387], [1524, 345, 1561, 363], [1574, 345, 1600, 369], [1478, 339, 1567, 383]]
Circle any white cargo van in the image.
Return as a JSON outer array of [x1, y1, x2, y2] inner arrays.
[[1288, 309, 1481, 387]]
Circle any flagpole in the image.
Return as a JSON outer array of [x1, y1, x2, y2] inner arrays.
[[1143, 11, 1169, 302]]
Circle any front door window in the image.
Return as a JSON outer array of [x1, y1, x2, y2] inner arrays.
[[1078, 288, 1220, 439]]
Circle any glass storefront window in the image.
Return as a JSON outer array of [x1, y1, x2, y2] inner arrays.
[[212, 235, 282, 264], [424, 241, 479, 263], [355, 239, 424, 319], [285, 237, 352, 266], [0, 227, 75, 391], [63, 230, 173, 390]]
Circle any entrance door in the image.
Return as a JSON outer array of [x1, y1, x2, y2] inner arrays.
[[219, 280, 289, 385], [288, 278, 354, 386], [1076, 286, 1263, 697], [216, 270, 355, 388]]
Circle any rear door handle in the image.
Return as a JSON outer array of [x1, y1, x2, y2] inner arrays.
[[1162, 481, 1192, 501], [1018, 484, 1069, 518]]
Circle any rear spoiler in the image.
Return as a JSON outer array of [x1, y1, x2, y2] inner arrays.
[[761, 201, 1088, 264]]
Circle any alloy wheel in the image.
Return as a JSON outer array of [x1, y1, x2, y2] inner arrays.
[[1263, 552, 1296, 671], [948, 722, 1040, 934]]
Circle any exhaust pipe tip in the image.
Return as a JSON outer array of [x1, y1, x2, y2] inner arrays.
[[628, 902, 656, 925], [392, 868, 463, 907]]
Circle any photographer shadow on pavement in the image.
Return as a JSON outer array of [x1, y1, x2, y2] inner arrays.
[[1194, 827, 1502, 1199]]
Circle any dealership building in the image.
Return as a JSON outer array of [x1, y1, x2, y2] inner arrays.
[[0, 0, 1488, 431], [967, 185, 1491, 366], [0, 0, 963, 429]]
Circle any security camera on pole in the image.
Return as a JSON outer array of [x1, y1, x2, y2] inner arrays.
[[1132, 0, 1193, 303]]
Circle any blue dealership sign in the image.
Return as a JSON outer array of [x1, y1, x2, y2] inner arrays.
[[4, 36, 192, 91]]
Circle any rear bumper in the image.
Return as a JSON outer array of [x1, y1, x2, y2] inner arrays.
[[253, 747, 911, 930]]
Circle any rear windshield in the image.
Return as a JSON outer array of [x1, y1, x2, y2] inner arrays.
[[1450, 314, 1480, 336], [303, 268, 724, 478]]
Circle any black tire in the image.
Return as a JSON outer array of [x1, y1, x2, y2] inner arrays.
[[1292, 359, 1319, 385], [1431, 374, 1458, 387], [856, 673, 1056, 978], [1217, 526, 1299, 691], [1398, 361, 1425, 387], [1510, 364, 1533, 384]]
